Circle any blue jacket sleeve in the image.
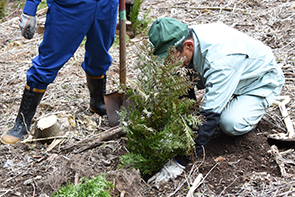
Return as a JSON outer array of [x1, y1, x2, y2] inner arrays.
[[23, 0, 41, 16], [175, 110, 220, 166]]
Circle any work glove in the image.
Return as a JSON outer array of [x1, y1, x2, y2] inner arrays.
[[19, 12, 36, 39], [147, 159, 185, 188]]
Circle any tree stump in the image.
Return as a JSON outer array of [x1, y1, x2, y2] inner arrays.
[[34, 115, 64, 139]]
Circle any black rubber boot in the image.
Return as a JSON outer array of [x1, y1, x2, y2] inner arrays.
[[86, 75, 107, 116], [1, 87, 45, 144]]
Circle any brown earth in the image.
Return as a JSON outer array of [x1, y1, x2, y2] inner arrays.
[[1, 0, 295, 196]]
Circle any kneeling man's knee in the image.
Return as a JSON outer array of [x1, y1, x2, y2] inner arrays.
[[219, 115, 253, 136]]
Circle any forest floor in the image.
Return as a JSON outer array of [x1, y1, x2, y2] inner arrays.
[[0, 0, 295, 196]]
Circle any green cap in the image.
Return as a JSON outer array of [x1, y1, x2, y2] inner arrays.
[[149, 17, 189, 58]]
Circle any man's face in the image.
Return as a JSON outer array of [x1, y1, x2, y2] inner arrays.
[[177, 40, 194, 67]]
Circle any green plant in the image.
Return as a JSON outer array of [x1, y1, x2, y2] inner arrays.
[[80, 36, 87, 46], [14, 1, 25, 9], [0, 0, 7, 19], [112, 34, 130, 48], [52, 182, 78, 197], [129, 0, 152, 36], [37, 0, 47, 10], [51, 174, 113, 197], [118, 41, 203, 175]]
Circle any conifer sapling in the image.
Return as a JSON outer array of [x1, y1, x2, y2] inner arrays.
[[118, 41, 203, 176]]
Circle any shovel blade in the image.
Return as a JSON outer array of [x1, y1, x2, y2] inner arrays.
[[104, 91, 134, 127]]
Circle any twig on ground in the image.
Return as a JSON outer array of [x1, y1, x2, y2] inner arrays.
[[0, 189, 12, 197], [186, 173, 203, 197], [285, 78, 295, 81], [191, 145, 206, 176], [262, 113, 286, 132], [0, 64, 6, 90], [120, 190, 126, 197], [218, 176, 238, 197], [202, 162, 219, 183], [180, 162, 219, 197], [167, 6, 245, 12], [74, 172, 79, 186], [168, 146, 207, 197], [23, 38, 39, 44], [36, 7, 48, 16], [168, 177, 186, 197], [46, 138, 65, 152], [268, 145, 295, 177], [31, 182, 36, 197], [284, 72, 295, 77], [21, 135, 67, 143]]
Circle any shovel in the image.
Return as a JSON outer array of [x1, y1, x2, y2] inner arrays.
[[104, 0, 130, 127], [267, 96, 295, 148]]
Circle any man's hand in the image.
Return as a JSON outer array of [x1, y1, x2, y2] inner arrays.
[[197, 93, 204, 102], [147, 159, 185, 188], [19, 13, 36, 39]]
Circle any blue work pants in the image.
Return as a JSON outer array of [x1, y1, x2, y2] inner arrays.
[[26, 0, 119, 90]]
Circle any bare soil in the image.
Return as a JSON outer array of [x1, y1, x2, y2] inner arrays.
[[1, 0, 295, 196]]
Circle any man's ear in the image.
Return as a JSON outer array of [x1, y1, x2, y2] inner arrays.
[[183, 39, 194, 51]]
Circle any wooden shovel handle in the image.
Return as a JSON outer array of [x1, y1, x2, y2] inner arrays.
[[119, 0, 126, 85]]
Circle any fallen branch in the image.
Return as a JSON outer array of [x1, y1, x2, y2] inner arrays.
[[62, 126, 124, 153]]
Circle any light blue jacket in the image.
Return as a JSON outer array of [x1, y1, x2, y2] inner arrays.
[[189, 23, 285, 113]]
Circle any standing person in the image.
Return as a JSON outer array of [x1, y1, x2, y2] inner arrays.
[[1, 0, 119, 145], [147, 17, 285, 185]]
